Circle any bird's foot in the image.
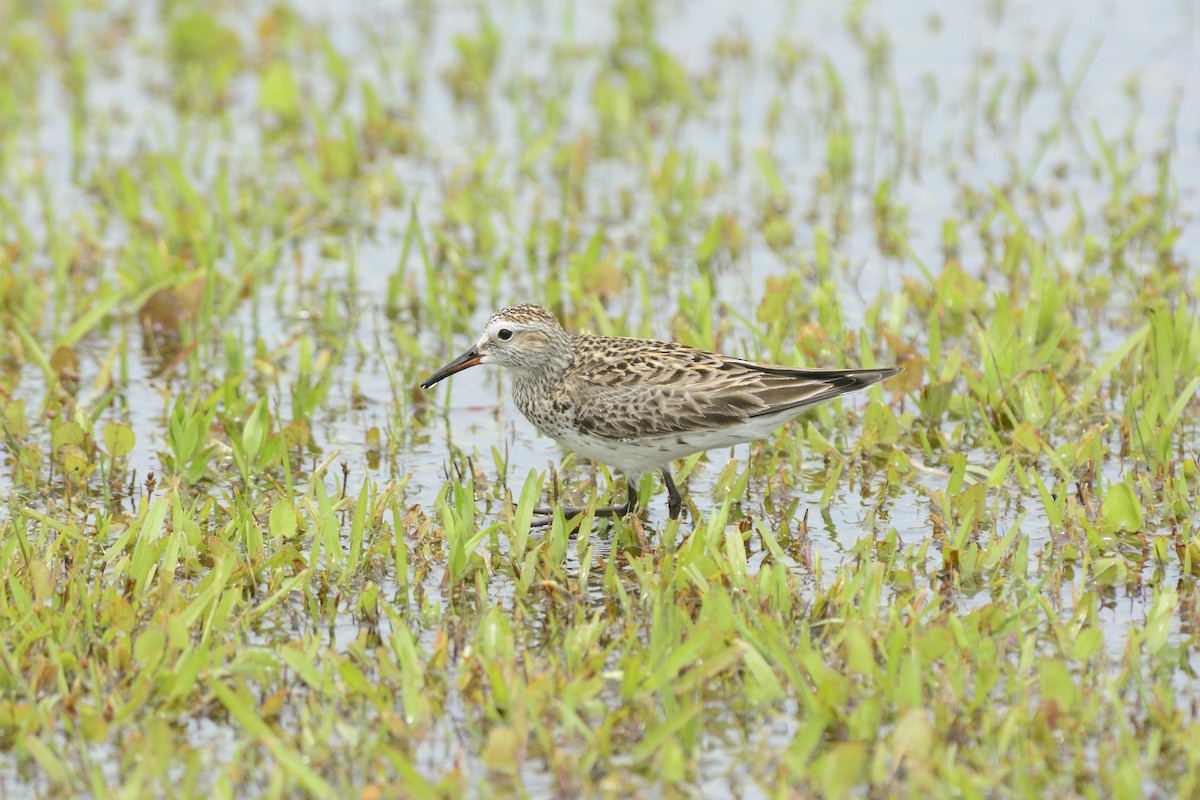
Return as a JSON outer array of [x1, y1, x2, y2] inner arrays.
[[528, 483, 641, 527], [529, 502, 634, 528]]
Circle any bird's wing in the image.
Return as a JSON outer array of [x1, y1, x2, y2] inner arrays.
[[567, 335, 897, 441]]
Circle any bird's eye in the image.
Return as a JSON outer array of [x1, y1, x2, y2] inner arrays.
[[497, 328, 513, 341]]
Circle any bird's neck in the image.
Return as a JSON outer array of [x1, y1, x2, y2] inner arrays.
[[510, 334, 574, 401]]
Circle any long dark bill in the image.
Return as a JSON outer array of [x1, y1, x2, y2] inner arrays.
[[420, 348, 483, 388]]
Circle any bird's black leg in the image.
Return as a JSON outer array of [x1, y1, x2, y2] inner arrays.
[[531, 478, 640, 526], [661, 468, 683, 520]]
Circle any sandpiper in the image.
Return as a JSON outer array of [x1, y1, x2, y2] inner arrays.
[[422, 304, 900, 522]]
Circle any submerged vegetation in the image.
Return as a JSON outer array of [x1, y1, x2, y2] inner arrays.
[[0, 0, 1198, 796]]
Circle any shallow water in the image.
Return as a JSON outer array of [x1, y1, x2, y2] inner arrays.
[[2, 0, 1199, 794]]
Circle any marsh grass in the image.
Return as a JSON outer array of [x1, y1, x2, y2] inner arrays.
[[1, 0, 1199, 796]]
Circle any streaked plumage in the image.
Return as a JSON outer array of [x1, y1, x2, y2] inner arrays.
[[422, 304, 900, 521]]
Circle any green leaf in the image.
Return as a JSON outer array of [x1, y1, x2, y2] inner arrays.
[[103, 422, 136, 459], [260, 60, 300, 118], [134, 627, 167, 668], [61, 451, 89, 478], [1100, 481, 1143, 533], [1073, 628, 1103, 662], [862, 401, 899, 446], [269, 501, 298, 540], [241, 398, 269, 467], [51, 421, 85, 452], [510, 469, 542, 561], [1093, 556, 1129, 586], [816, 741, 869, 798]]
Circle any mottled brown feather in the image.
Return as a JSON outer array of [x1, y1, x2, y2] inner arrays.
[[564, 334, 896, 441]]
